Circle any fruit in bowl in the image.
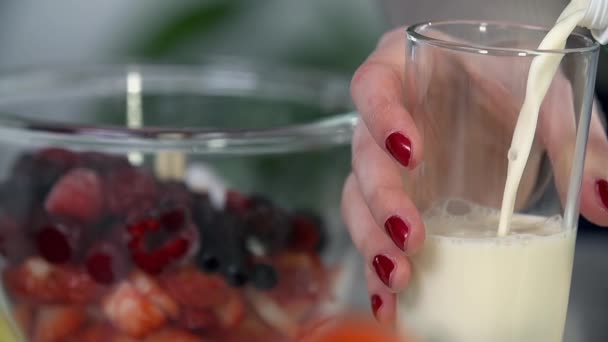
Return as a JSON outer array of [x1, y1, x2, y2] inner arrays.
[[0, 148, 339, 341]]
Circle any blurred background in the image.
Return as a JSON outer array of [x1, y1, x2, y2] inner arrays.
[[0, 0, 606, 340]]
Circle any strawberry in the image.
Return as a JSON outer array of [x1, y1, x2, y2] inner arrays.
[[219, 314, 283, 342], [131, 272, 179, 319], [269, 252, 327, 305], [160, 267, 231, 309], [33, 305, 86, 342], [13, 302, 34, 337], [215, 291, 246, 329], [145, 328, 201, 342], [45, 168, 103, 224], [161, 267, 245, 330], [179, 307, 218, 332], [4, 258, 102, 304], [70, 323, 139, 342], [102, 281, 167, 338], [248, 253, 329, 336]]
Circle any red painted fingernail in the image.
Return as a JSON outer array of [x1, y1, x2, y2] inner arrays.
[[596, 179, 608, 210], [385, 216, 410, 251], [371, 294, 382, 318], [385, 132, 412, 167], [373, 254, 395, 288]]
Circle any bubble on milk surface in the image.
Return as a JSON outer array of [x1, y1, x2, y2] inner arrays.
[[423, 198, 564, 238]]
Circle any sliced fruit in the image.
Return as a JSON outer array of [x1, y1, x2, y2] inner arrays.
[[131, 271, 179, 319], [214, 290, 246, 329], [102, 281, 167, 338], [70, 323, 140, 342], [33, 305, 86, 342], [13, 302, 34, 337], [218, 311, 283, 342], [161, 267, 245, 329], [179, 307, 218, 332], [160, 267, 232, 309], [44, 168, 103, 224], [248, 252, 329, 335], [4, 258, 102, 304], [144, 327, 202, 342]]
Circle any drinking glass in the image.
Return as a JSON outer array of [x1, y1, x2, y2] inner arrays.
[[397, 21, 600, 342]]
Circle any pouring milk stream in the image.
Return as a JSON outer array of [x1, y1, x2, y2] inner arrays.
[[499, 0, 606, 236]]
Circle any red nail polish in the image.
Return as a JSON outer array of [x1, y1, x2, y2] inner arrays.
[[385, 132, 412, 167], [371, 294, 382, 318], [385, 216, 410, 251], [373, 254, 395, 287], [596, 179, 608, 210]]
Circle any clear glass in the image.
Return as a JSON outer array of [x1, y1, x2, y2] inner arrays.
[[397, 21, 599, 341], [0, 61, 359, 341]]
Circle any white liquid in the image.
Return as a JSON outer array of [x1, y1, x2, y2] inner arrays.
[[398, 200, 576, 342], [497, 0, 589, 236]]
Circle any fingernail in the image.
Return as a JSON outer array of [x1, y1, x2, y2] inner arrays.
[[385, 216, 410, 251], [373, 254, 395, 288], [371, 294, 382, 319], [385, 132, 412, 167], [596, 179, 608, 210]]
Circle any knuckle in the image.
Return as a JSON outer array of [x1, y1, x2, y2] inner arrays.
[[350, 62, 375, 96], [366, 185, 392, 215], [340, 174, 357, 221]]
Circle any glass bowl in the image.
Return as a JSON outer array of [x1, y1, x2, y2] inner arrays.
[[0, 61, 358, 341]]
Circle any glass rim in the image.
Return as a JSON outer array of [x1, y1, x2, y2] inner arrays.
[[406, 20, 600, 56], [0, 61, 357, 154]]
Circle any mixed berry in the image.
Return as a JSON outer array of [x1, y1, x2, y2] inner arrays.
[[0, 148, 335, 341]]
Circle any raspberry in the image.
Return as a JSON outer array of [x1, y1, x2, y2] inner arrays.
[[85, 241, 129, 285], [44, 168, 103, 224]]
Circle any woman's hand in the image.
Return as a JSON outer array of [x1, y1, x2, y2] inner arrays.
[[342, 26, 608, 323]]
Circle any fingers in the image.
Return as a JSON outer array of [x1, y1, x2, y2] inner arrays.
[[576, 102, 608, 226], [351, 123, 426, 254], [540, 75, 608, 226], [366, 267, 397, 325], [350, 28, 423, 169], [341, 174, 412, 293]]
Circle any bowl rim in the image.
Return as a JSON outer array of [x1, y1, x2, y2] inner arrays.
[[0, 60, 356, 154]]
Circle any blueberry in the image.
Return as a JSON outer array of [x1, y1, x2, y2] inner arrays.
[[218, 214, 251, 287], [251, 263, 278, 290], [198, 253, 220, 272], [193, 194, 222, 273], [224, 264, 249, 288]]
